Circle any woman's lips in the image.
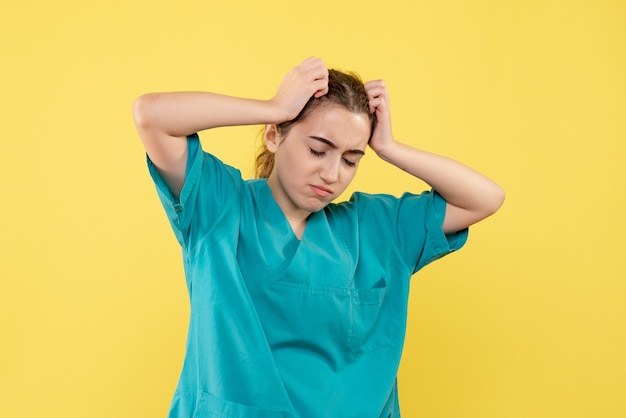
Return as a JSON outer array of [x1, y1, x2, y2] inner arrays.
[[310, 184, 333, 197]]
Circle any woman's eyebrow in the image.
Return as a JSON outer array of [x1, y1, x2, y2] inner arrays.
[[309, 136, 365, 155]]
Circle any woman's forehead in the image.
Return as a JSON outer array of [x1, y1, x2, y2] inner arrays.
[[294, 105, 371, 149]]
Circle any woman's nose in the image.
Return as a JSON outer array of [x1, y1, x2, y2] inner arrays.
[[320, 159, 339, 183]]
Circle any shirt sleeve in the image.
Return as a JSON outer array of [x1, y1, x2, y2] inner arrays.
[[147, 133, 243, 248], [352, 190, 468, 275], [405, 190, 468, 274]]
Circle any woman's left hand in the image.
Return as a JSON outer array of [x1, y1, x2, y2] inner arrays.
[[365, 80, 395, 155], [365, 81, 505, 233]]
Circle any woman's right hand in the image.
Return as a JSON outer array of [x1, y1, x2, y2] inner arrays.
[[270, 57, 329, 122], [133, 58, 328, 198]]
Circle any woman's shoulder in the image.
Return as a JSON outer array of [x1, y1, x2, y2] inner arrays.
[[323, 190, 443, 236], [327, 190, 431, 214]]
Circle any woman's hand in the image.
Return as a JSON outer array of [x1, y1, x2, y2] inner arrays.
[[365, 80, 395, 155], [364, 79, 505, 233], [270, 57, 329, 123]]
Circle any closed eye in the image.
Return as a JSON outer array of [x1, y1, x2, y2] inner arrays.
[[343, 158, 357, 168], [310, 147, 358, 167]]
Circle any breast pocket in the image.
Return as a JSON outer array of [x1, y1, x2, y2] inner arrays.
[[349, 278, 396, 356], [193, 391, 289, 418]]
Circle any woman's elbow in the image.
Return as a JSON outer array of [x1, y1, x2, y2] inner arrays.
[[486, 185, 506, 216], [132, 93, 160, 130]]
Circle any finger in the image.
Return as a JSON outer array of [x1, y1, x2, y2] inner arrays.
[[370, 90, 391, 114], [291, 58, 326, 87], [284, 59, 327, 99], [298, 57, 327, 76], [309, 65, 328, 84], [367, 87, 389, 114], [366, 82, 388, 95], [366, 82, 387, 102], [308, 64, 328, 97], [367, 89, 386, 102], [298, 56, 323, 70], [367, 96, 383, 114], [312, 78, 329, 98], [365, 79, 386, 90], [312, 68, 329, 83]]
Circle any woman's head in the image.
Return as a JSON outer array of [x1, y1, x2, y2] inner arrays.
[[258, 68, 376, 221], [255, 69, 376, 179]]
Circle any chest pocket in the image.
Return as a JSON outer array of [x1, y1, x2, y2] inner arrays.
[[266, 274, 395, 358], [264, 281, 353, 363], [349, 278, 396, 355]]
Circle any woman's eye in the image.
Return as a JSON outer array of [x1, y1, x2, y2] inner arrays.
[[309, 148, 325, 157], [343, 159, 357, 168]]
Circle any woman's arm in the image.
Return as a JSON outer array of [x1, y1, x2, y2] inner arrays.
[[132, 57, 329, 197], [365, 80, 505, 234]]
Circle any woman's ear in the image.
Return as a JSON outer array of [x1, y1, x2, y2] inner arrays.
[[264, 124, 280, 153]]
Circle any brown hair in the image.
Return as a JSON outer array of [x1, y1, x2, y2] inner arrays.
[[255, 69, 377, 178]]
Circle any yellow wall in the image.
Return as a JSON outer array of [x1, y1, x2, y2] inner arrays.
[[1, 1, 624, 417]]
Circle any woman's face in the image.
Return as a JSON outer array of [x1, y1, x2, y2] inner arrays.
[[266, 104, 371, 220]]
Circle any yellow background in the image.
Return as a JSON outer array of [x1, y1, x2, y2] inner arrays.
[[1, 1, 624, 417]]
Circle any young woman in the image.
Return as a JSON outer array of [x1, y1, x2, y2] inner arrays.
[[133, 57, 504, 418]]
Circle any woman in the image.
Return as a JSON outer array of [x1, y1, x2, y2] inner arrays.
[[133, 57, 504, 418]]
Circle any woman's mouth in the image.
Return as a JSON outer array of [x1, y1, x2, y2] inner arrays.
[[310, 185, 333, 197]]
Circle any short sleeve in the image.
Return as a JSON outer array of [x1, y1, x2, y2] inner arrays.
[[350, 190, 468, 275], [407, 190, 468, 273], [147, 133, 243, 247]]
